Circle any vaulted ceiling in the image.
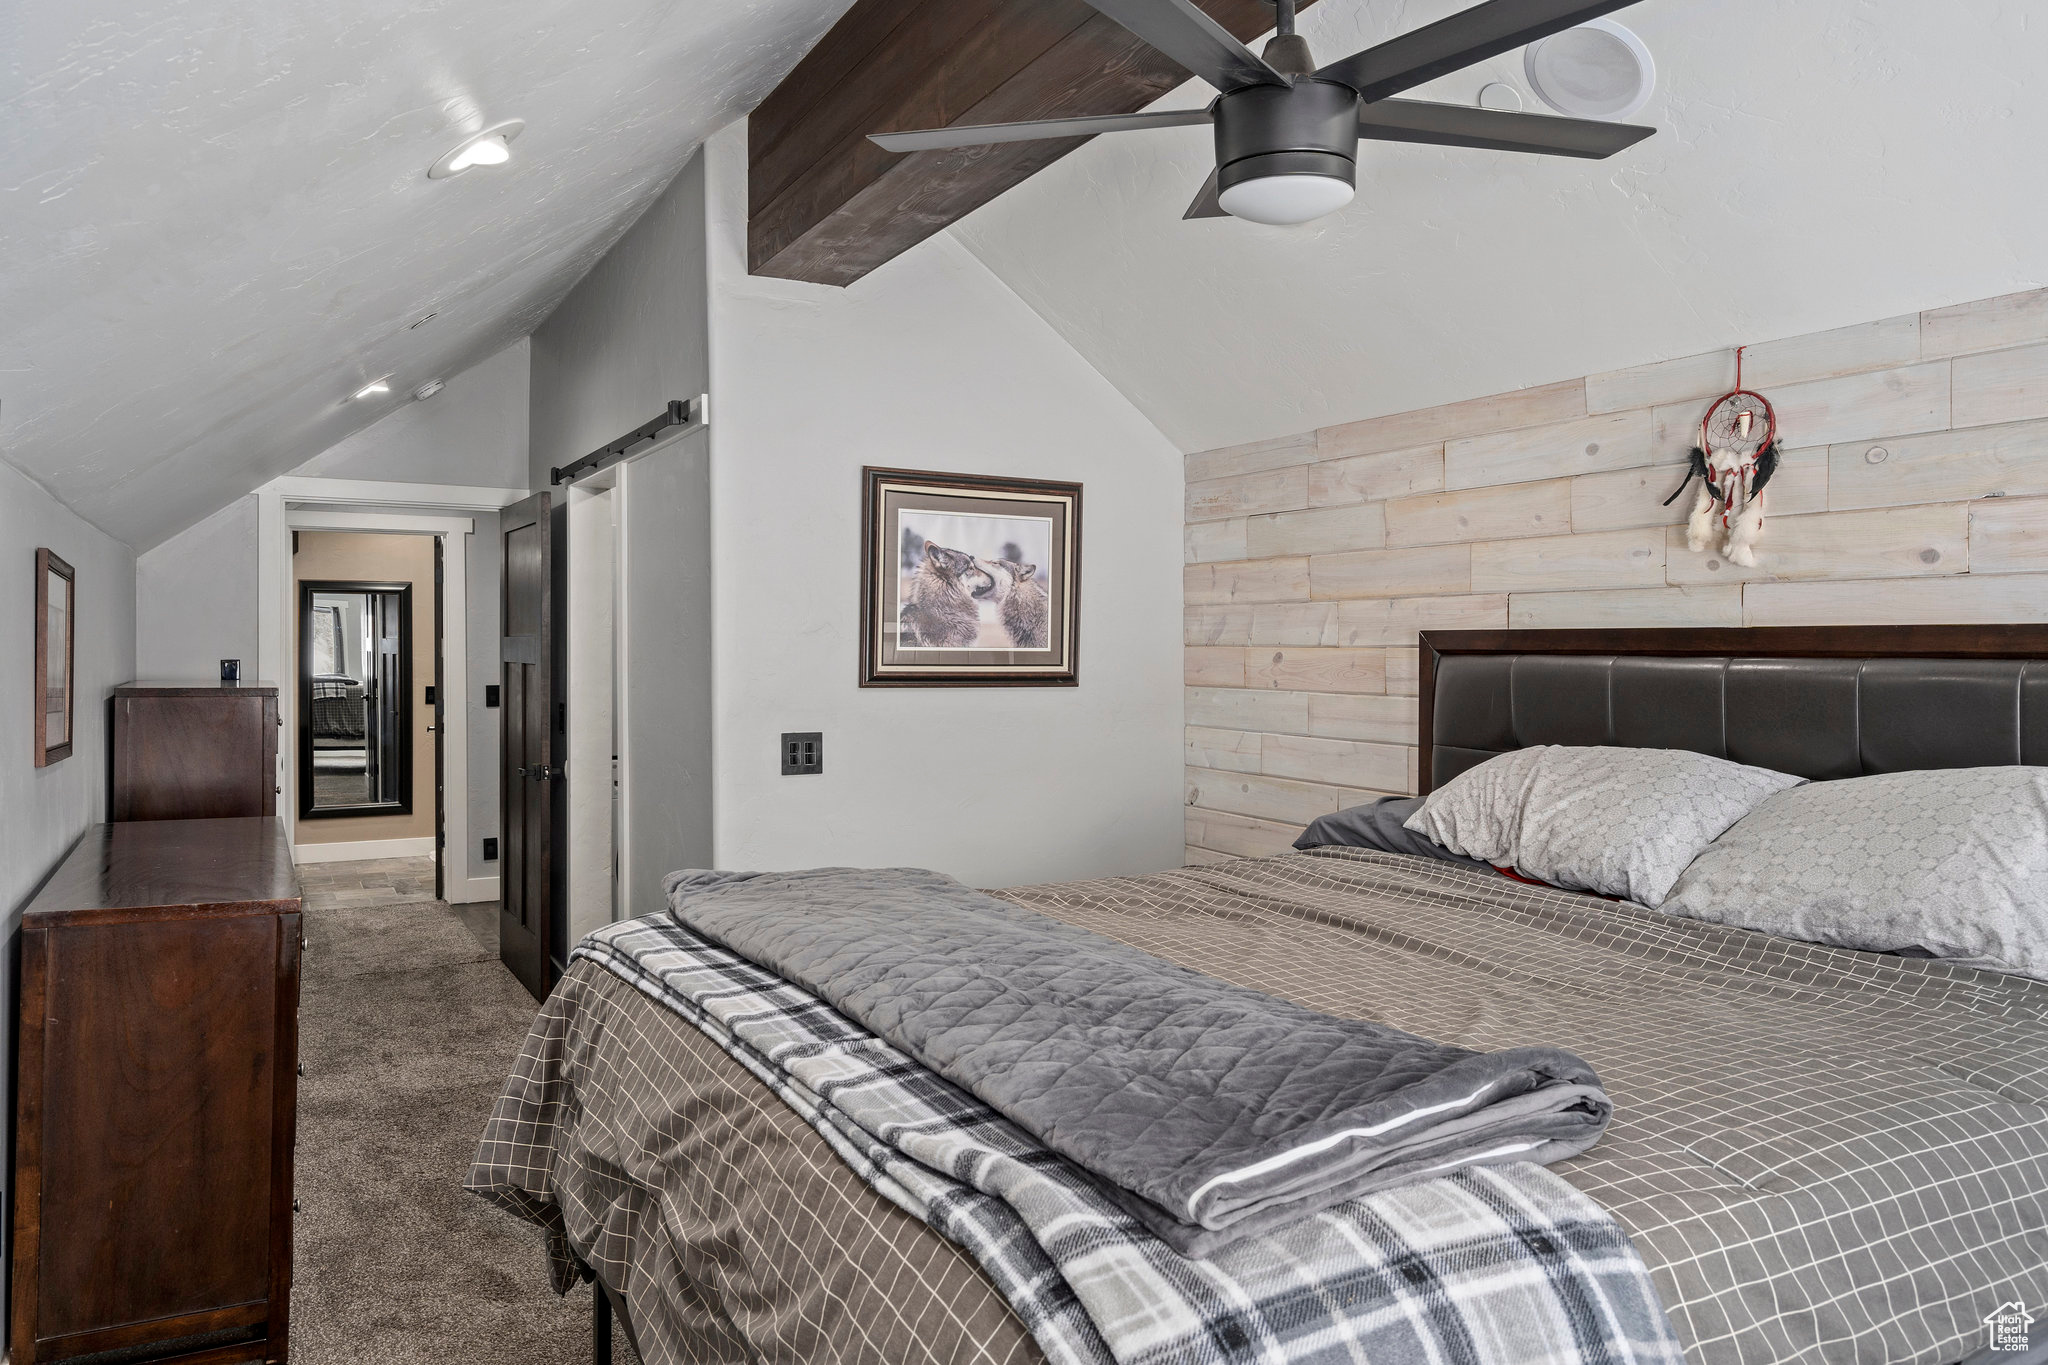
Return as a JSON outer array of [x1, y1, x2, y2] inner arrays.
[[1, 0, 849, 548], [950, 0, 2048, 453], [9, 0, 2046, 548]]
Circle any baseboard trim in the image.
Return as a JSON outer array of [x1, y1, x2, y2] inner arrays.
[[292, 836, 437, 864], [448, 874, 501, 905]]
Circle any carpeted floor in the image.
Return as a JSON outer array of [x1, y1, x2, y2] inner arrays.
[[291, 857, 640, 1363]]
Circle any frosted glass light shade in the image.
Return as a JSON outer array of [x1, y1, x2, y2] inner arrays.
[[1217, 173, 1354, 226]]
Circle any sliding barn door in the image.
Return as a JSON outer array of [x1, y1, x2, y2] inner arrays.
[[499, 492, 555, 1001]]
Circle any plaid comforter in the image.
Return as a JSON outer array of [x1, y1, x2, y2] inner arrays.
[[554, 915, 1683, 1365]]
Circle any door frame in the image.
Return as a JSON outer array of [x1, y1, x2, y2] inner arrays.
[[258, 482, 522, 902]]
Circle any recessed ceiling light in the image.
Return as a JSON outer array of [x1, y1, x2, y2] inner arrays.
[[351, 378, 392, 401], [428, 120, 525, 180], [413, 379, 445, 401]]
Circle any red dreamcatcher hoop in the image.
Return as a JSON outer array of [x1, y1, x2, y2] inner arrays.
[[1698, 346, 1777, 460], [1663, 345, 1782, 512]]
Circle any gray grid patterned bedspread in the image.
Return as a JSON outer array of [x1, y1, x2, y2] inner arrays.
[[471, 849, 2048, 1365], [1003, 851, 2048, 1364], [537, 915, 1679, 1365]]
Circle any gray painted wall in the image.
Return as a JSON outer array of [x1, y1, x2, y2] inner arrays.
[[701, 123, 1186, 886], [0, 458, 137, 1309], [136, 495, 259, 680], [529, 159, 709, 495], [529, 151, 714, 918], [131, 344, 527, 884]]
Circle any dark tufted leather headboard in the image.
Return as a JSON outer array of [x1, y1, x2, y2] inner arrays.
[[1417, 626, 2048, 793]]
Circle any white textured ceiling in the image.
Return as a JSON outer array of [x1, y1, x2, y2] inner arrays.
[[950, 0, 2048, 453], [1, 0, 846, 548]]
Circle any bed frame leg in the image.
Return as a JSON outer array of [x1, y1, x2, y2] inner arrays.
[[593, 1273, 614, 1365]]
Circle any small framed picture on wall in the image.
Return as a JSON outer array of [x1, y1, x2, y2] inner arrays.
[[35, 547, 76, 767], [860, 467, 1080, 687]]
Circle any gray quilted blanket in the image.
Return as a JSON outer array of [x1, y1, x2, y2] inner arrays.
[[664, 864, 1612, 1254]]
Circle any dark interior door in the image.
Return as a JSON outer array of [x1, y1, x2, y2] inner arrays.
[[373, 593, 404, 803], [500, 492, 553, 1001], [433, 538, 446, 902]]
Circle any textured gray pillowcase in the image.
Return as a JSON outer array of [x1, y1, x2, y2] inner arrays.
[[1405, 745, 1804, 906], [1660, 766, 2048, 981], [1293, 796, 1491, 869]]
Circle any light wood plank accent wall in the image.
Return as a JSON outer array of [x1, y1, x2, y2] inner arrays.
[[1182, 286, 2048, 865]]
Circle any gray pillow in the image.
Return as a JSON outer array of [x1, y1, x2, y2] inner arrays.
[[1405, 745, 1804, 906], [1661, 766, 2048, 980], [1294, 796, 1491, 869]]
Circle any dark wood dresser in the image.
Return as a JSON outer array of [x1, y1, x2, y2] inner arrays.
[[112, 682, 280, 821], [11, 818, 301, 1365]]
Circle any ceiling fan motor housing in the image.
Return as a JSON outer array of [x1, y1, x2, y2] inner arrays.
[[1213, 80, 1361, 199]]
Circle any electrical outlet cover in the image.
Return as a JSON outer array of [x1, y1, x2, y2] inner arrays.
[[781, 732, 823, 775]]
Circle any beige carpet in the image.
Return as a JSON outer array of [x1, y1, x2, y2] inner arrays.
[[291, 857, 639, 1363]]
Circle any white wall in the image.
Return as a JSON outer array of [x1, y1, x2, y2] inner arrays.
[[136, 495, 258, 680], [133, 343, 528, 882], [0, 458, 137, 1308], [952, 2, 2048, 455], [704, 122, 1186, 887], [294, 341, 530, 489]]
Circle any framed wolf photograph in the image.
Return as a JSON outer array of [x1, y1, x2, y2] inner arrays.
[[34, 547, 75, 767], [861, 467, 1080, 687]]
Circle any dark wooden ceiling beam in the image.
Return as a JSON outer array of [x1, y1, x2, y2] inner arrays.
[[748, 0, 1313, 287]]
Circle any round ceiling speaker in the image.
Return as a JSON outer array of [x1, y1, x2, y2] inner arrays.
[[1523, 18, 1655, 120]]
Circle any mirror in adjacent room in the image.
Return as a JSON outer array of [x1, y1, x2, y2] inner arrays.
[[300, 581, 412, 817]]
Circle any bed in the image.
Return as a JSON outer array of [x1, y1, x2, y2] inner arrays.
[[470, 625, 2048, 1365], [309, 672, 366, 745]]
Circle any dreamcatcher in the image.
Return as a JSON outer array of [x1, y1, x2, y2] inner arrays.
[[1664, 347, 1781, 567]]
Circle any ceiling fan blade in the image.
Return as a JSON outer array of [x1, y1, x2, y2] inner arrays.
[[1076, 0, 1286, 91], [869, 106, 1212, 153], [1357, 98, 1652, 157], [1183, 168, 1227, 218], [1319, 0, 1642, 103], [1359, 99, 1646, 158]]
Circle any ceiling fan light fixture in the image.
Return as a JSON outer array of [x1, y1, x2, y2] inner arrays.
[[860, 0, 1659, 229], [1212, 80, 1359, 225], [1218, 171, 1355, 225]]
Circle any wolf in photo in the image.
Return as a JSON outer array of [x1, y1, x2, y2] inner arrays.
[[900, 542, 991, 647], [976, 558, 1049, 649]]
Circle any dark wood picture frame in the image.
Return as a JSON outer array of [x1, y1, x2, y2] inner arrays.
[[860, 466, 1081, 687], [33, 548, 75, 768], [298, 579, 413, 820]]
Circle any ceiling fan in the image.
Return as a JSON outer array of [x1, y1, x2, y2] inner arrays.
[[869, 0, 1654, 226]]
